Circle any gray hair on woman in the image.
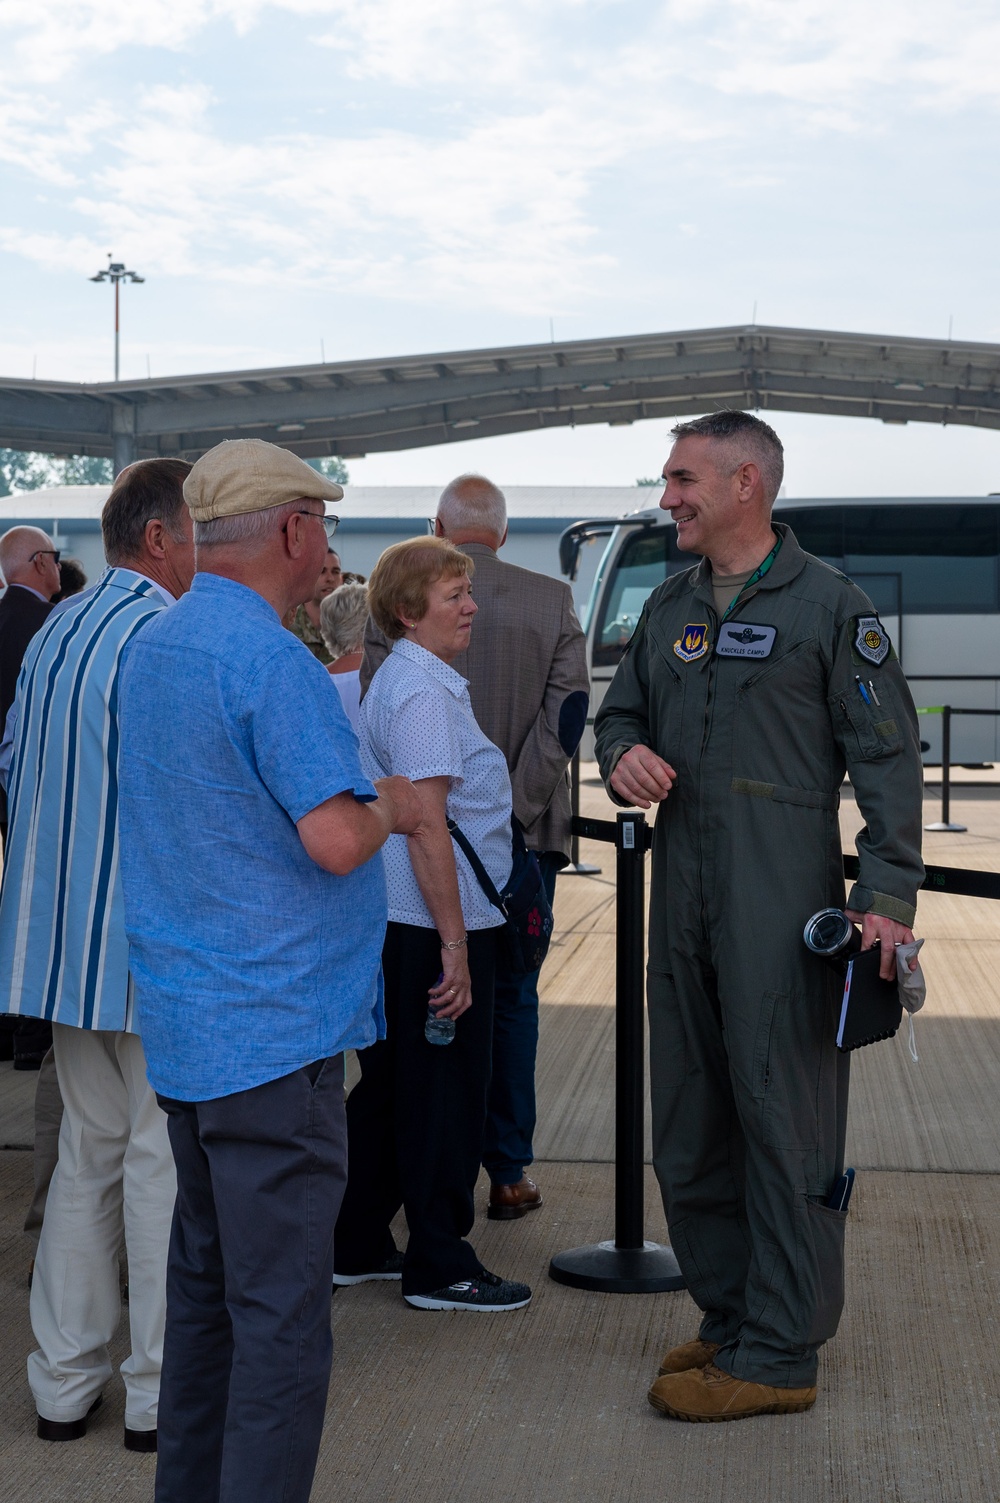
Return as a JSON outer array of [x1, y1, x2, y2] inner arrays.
[[319, 581, 369, 660]]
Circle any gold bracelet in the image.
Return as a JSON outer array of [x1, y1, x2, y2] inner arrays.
[[440, 935, 468, 951]]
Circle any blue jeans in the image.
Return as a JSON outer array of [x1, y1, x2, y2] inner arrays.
[[482, 853, 560, 1186]]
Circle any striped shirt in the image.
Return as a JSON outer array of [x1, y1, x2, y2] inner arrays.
[[0, 568, 170, 1032]]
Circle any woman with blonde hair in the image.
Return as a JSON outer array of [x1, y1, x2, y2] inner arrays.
[[332, 537, 531, 1312]]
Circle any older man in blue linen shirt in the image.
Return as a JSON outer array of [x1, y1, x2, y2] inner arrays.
[[116, 439, 423, 1503], [0, 459, 195, 1449]]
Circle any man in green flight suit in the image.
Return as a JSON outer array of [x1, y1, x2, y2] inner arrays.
[[594, 411, 923, 1422]]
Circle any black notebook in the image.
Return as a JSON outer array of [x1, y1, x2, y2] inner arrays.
[[836, 944, 903, 1052]]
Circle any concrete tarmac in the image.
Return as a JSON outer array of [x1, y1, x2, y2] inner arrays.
[[1, 767, 999, 1502]]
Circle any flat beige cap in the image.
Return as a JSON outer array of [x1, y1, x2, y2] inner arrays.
[[183, 438, 344, 523]]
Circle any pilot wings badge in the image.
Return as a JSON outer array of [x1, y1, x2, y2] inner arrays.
[[673, 622, 710, 662], [714, 621, 777, 659]]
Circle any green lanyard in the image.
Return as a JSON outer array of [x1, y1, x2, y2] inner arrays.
[[720, 533, 783, 624]]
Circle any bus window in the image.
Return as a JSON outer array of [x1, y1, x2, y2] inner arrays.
[[782, 504, 1000, 614], [593, 528, 686, 666]]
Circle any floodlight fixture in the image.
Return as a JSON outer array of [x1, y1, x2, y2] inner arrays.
[[90, 254, 145, 382]]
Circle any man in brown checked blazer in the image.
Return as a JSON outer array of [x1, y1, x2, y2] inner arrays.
[[362, 474, 589, 1217]]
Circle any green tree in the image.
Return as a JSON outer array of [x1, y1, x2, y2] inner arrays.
[[58, 455, 113, 486], [635, 476, 661, 486], [0, 448, 55, 497], [306, 456, 350, 485]]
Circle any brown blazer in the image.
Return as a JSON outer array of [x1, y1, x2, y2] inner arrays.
[[362, 543, 589, 860]]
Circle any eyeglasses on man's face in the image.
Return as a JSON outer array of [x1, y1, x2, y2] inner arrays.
[[31, 549, 61, 565], [283, 511, 339, 544]]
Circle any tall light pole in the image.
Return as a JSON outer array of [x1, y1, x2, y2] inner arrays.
[[90, 255, 145, 382]]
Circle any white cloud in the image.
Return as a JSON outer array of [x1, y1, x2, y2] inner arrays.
[[0, 1, 998, 324]]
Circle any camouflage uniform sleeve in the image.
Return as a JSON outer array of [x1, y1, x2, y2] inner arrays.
[[594, 604, 654, 806], [828, 602, 924, 927]]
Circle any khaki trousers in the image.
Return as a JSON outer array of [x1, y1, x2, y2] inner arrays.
[[28, 1025, 176, 1428], [23, 1048, 63, 1246]]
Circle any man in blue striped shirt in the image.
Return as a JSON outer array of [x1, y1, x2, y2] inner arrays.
[[0, 459, 195, 1450]]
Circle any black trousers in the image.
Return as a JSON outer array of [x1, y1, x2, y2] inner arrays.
[[155, 1057, 347, 1503], [334, 923, 496, 1296]]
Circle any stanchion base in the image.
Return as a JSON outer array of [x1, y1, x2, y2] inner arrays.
[[925, 821, 968, 832], [549, 1239, 685, 1293], [559, 863, 602, 876]]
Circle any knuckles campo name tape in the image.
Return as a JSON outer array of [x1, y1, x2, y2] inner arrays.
[[715, 622, 777, 659]]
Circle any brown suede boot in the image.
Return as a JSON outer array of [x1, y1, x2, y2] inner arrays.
[[657, 1337, 721, 1376], [647, 1364, 817, 1422]]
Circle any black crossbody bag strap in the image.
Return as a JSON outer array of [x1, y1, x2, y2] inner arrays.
[[446, 818, 509, 919]]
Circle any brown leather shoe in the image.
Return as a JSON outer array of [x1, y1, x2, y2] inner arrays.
[[647, 1364, 817, 1422], [488, 1176, 543, 1220], [658, 1337, 721, 1376]]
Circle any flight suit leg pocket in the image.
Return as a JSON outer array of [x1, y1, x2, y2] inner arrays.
[[752, 990, 822, 1151], [804, 1198, 847, 1345], [647, 969, 688, 1092]]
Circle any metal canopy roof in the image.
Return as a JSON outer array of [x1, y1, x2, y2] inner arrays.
[[2, 323, 999, 469]]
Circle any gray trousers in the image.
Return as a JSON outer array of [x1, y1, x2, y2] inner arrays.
[[648, 950, 850, 1389], [155, 1057, 347, 1503]]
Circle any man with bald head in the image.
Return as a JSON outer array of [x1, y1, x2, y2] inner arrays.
[[0, 527, 60, 826], [364, 472, 589, 1219], [0, 526, 60, 1068]]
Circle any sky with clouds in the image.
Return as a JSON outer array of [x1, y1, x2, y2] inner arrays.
[[1, 0, 999, 493]]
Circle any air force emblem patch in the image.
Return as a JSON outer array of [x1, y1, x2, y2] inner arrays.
[[854, 615, 890, 665], [674, 622, 710, 662], [715, 621, 777, 659]]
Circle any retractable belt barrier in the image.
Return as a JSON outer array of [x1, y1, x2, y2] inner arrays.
[[917, 705, 1000, 834], [549, 811, 684, 1293], [549, 818, 1000, 1296]]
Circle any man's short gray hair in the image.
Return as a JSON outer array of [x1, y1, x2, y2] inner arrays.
[[437, 473, 507, 541], [0, 526, 56, 583], [320, 582, 369, 659], [670, 410, 785, 507], [194, 500, 298, 550]]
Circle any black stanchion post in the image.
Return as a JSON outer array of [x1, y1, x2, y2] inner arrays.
[[615, 810, 645, 1249], [560, 747, 601, 877], [549, 811, 684, 1293], [926, 705, 967, 833]]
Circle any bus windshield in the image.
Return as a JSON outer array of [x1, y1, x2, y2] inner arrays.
[[592, 502, 1000, 668], [593, 527, 688, 666]]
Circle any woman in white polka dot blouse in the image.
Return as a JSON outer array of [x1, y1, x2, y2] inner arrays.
[[331, 537, 532, 1313]]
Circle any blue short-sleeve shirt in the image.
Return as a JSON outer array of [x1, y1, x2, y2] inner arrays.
[[117, 572, 387, 1103]]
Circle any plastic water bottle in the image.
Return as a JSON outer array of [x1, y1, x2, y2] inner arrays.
[[425, 974, 456, 1046]]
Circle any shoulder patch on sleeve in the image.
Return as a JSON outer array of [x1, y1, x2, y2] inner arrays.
[[853, 615, 891, 666]]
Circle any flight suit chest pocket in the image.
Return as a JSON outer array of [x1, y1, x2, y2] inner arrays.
[[830, 685, 902, 760], [646, 622, 689, 755]]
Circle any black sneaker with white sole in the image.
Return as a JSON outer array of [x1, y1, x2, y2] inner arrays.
[[404, 1269, 532, 1311], [332, 1250, 405, 1287]]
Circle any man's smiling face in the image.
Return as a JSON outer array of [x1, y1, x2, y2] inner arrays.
[[658, 434, 741, 558]]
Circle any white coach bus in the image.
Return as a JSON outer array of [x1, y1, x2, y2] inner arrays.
[[562, 497, 1000, 765]]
